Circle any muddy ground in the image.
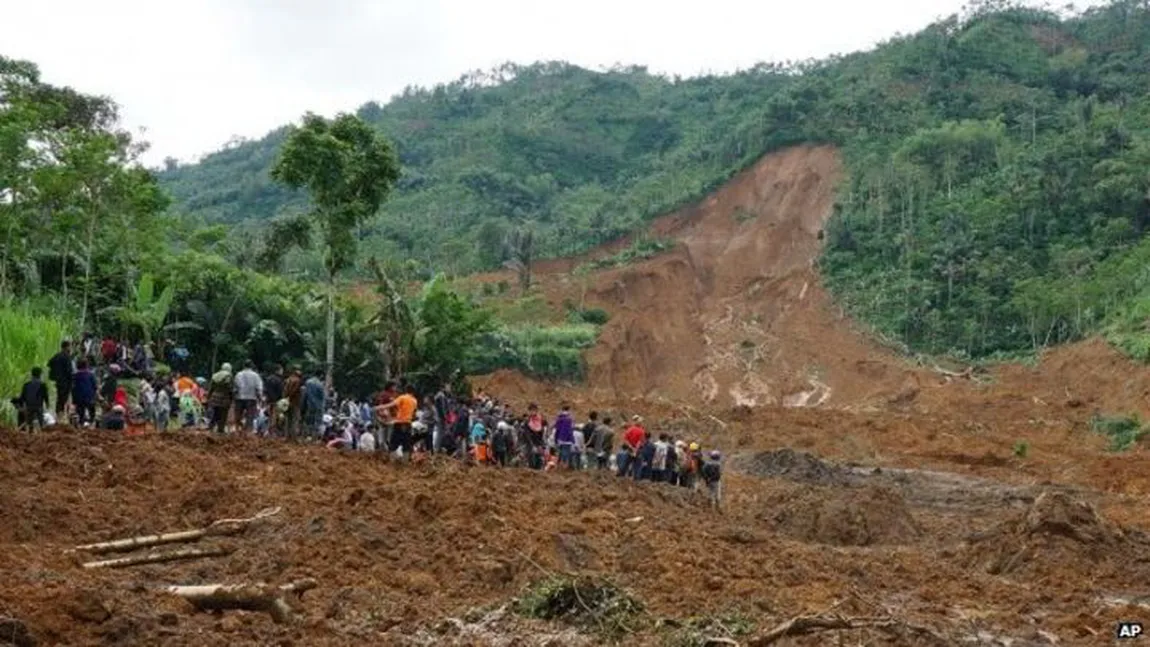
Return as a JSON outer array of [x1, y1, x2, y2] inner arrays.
[[2, 416, 1149, 646]]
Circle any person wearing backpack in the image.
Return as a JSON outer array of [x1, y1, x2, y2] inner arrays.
[[701, 450, 723, 510], [206, 363, 235, 435]]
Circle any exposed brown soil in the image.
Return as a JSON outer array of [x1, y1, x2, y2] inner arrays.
[[767, 485, 923, 547], [962, 491, 1150, 580]]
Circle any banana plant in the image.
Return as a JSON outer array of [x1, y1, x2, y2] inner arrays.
[[100, 273, 194, 343]]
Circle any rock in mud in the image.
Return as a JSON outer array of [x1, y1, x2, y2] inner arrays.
[[767, 485, 922, 546], [64, 589, 111, 624]]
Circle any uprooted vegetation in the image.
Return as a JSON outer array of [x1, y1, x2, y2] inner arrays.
[[512, 575, 645, 640]]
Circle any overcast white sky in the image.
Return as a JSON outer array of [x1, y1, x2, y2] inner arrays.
[[2, 0, 1096, 166]]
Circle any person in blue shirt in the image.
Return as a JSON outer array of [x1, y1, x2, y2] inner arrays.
[[71, 359, 99, 427]]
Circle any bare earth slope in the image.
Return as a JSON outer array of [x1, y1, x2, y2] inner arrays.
[[584, 145, 917, 407]]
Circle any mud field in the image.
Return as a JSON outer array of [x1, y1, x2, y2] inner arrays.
[[7, 145, 1150, 645]]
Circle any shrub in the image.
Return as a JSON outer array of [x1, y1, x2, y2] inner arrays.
[[575, 307, 610, 325], [1090, 413, 1147, 452]]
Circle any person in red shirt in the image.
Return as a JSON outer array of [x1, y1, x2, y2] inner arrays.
[[619, 415, 645, 478]]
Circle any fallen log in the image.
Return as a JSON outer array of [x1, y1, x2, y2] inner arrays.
[[68, 507, 282, 555], [167, 579, 317, 624], [82, 545, 232, 569]]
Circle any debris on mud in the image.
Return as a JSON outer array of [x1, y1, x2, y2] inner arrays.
[[766, 486, 922, 546], [735, 448, 850, 486], [963, 491, 1142, 577], [513, 576, 644, 638]]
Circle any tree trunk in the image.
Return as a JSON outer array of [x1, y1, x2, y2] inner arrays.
[[82, 546, 232, 569], [167, 579, 317, 624], [0, 213, 14, 299], [325, 271, 336, 394], [210, 293, 242, 373], [80, 196, 99, 333], [62, 233, 70, 304]]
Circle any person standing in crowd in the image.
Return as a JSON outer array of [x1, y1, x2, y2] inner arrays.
[[433, 382, 451, 453], [572, 420, 587, 470], [620, 415, 645, 478], [71, 359, 98, 427], [16, 367, 50, 432], [651, 434, 670, 482], [263, 364, 284, 437], [154, 379, 171, 432], [594, 416, 614, 470], [526, 404, 546, 469], [583, 411, 599, 469], [380, 385, 418, 459], [284, 367, 303, 440], [303, 369, 326, 439], [48, 340, 74, 418], [207, 363, 235, 435], [701, 450, 723, 510], [553, 404, 576, 469], [233, 360, 264, 434]]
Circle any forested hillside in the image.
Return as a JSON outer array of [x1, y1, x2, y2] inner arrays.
[[163, 0, 1150, 360]]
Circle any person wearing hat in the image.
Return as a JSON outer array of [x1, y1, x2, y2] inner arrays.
[[701, 450, 723, 511]]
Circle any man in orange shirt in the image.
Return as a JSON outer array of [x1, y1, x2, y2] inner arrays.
[[380, 384, 418, 458]]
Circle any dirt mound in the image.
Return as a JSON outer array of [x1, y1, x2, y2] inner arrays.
[[734, 448, 851, 486], [963, 491, 1145, 578], [766, 485, 922, 547]]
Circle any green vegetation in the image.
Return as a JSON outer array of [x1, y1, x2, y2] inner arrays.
[[269, 112, 401, 388], [467, 323, 599, 381], [0, 54, 498, 401], [1012, 440, 1029, 458], [513, 575, 644, 640], [582, 238, 675, 272], [0, 303, 72, 424], [161, 1, 1150, 362], [1090, 413, 1147, 451]]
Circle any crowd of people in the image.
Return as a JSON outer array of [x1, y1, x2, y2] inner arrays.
[[10, 336, 724, 508]]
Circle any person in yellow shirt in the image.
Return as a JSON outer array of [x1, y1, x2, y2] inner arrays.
[[380, 385, 418, 458]]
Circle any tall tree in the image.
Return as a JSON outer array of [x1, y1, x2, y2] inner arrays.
[[271, 112, 400, 390]]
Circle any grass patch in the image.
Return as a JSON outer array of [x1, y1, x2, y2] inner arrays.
[[513, 575, 644, 640], [1012, 440, 1029, 458], [1090, 413, 1147, 452], [580, 237, 674, 272], [0, 302, 74, 425], [466, 323, 599, 381]]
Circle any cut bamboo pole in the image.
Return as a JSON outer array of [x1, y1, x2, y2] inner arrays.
[[82, 546, 232, 569], [69, 507, 282, 555], [167, 579, 317, 624]]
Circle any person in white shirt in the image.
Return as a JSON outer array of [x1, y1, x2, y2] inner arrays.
[[233, 360, 264, 434], [572, 425, 587, 470]]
